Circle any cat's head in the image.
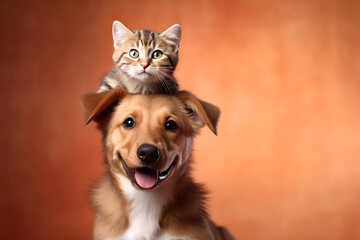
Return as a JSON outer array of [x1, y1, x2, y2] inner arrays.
[[111, 21, 181, 84]]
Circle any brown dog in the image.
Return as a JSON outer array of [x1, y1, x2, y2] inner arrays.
[[81, 88, 234, 240]]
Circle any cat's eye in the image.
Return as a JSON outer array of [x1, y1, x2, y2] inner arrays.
[[164, 119, 178, 132], [129, 49, 139, 59], [152, 50, 163, 59], [123, 117, 136, 129]]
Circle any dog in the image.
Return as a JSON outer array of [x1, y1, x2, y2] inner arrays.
[[81, 88, 235, 240]]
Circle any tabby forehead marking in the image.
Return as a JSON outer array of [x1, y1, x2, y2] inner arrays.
[[133, 30, 157, 48]]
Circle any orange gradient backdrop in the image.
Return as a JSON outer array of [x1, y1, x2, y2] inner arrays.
[[1, 0, 359, 239]]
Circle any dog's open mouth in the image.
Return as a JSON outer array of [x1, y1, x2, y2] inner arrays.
[[119, 153, 175, 190]]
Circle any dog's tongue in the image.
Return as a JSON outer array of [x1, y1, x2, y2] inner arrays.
[[135, 168, 158, 189]]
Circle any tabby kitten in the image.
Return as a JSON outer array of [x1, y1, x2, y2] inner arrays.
[[98, 21, 181, 94]]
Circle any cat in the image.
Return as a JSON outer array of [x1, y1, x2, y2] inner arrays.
[[98, 21, 181, 95]]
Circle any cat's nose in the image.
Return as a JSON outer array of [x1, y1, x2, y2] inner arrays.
[[141, 63, 149, 70]]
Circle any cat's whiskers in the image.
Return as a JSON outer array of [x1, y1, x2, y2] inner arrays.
[[159, 72, 174, 95], [152, 71, 171, 94], [154, 69, 178, 90]]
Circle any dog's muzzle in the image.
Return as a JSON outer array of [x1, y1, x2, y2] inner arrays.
[[118, 152, 176, 190]]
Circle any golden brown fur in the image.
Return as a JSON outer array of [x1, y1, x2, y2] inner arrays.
[[81, 88, 234, 240]]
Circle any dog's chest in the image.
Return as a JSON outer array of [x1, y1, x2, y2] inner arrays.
[[115, 174, 192, 240]]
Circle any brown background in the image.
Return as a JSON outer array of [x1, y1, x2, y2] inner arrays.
[[1, 0, 359, 239]]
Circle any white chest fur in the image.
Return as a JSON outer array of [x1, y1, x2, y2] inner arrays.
[[114, 174, 188, 240]]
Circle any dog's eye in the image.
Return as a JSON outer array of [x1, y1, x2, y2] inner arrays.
[[123, 117, 136, 129], [164, 120, 178, 132]]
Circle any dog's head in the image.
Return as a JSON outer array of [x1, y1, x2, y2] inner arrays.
[[81, 88, 220, 190]]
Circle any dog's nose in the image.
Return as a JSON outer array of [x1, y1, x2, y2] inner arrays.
[[137, 144, 161, 164]]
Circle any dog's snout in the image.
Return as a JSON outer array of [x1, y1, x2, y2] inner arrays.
[[137, 144, 161, 164]]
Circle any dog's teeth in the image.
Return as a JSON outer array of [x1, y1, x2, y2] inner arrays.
[[159, 161, 174, 180]]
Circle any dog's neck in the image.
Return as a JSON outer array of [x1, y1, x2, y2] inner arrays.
[[115, 173, 176, 240]]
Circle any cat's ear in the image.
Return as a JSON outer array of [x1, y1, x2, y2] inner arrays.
[[112, 20, 133, 49], [81, 88, 128, 125], [176, 91, 220, 135], [160, 24, 181, 51]]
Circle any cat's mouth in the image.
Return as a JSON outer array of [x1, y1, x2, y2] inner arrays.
[[135, 71, 159, 83], [137, 68, 151, 76], [141, 67, 155, 75]]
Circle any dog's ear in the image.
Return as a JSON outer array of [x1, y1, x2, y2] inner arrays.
[[81, 88, 128, 125], [176, 91, 220, 135]]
